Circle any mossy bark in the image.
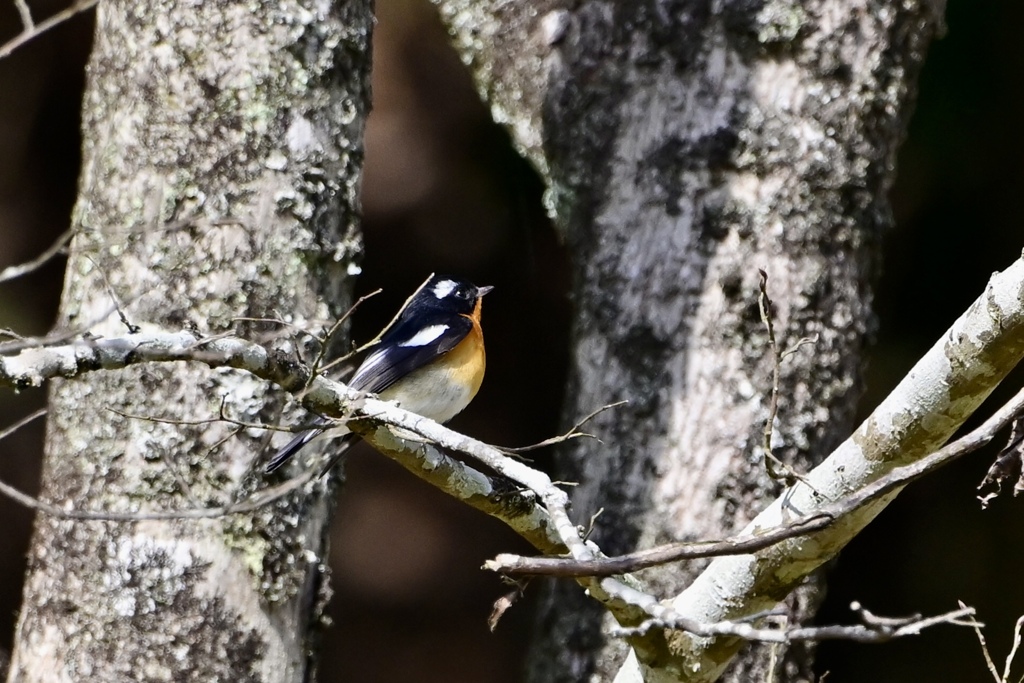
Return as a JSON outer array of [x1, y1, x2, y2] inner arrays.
[[7, 1, 372, 681], [431, 0, 946, 680]]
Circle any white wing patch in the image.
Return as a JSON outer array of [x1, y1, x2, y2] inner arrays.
[[398, 324, 449, 347], [432, 280, 457, 299]]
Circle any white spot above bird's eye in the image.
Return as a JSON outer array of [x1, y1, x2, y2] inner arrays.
[[432, 280, 457, 299], [398, 324, 449, 347]]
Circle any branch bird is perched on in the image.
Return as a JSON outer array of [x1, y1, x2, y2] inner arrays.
[[265, 274, 492, 475]]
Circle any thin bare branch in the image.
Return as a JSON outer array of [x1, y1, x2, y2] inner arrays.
[[0, 304, 121, 354], [0, 465, 317, 521], [0, 226, 74, 284], [0, 0, 99, 60], [303, 287, 380, 388], [107, 403, 296, 434], [13, 0, 34, 30], [611, 599, 977, 644], [499, 400, 626, 453], [488, 383, 1024, 577], [83, 255, 138, 333], [968, 599, 1015, 683], [758, 269, 816, 490], [486, 511, 832, 577], [0, 407, 46, 442], [1006, 616, 1024, 683]]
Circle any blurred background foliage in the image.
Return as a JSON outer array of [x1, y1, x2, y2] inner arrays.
[[0, 1, 1020, 681]]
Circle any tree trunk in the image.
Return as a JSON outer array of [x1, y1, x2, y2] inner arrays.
[[6, 1, 371, 681], [431, 0, 946, 680]]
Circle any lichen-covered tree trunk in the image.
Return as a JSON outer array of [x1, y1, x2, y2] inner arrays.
[[431, 0, 945, 680], [6, 1, 371, 681]]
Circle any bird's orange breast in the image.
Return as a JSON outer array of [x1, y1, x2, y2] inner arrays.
[[446, 312, 486, 398], [376, 297, 486, 424]]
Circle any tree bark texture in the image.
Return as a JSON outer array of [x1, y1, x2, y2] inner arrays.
[[7, 1, 371, 681], [431, 0, 945, 680]]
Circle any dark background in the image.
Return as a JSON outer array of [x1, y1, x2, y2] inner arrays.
[[0, 1, 1021, 681]]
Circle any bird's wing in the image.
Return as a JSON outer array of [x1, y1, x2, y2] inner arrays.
[[349, 313, 473, 393]]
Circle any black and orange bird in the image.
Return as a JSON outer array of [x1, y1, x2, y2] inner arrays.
[[265, 274, 492, 475]]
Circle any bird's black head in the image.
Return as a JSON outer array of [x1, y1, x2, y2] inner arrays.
[[409, 275, 492, 316]]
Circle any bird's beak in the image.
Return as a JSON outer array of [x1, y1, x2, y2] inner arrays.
[[476, 285, 494, 297]]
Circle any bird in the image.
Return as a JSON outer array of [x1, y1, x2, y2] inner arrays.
[[265, 274, 492, 475]]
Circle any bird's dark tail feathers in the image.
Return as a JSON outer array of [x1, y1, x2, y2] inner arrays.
[[316, 433, 357, 478], [264, 417, 357, 476], [264, 426, 324, 473]]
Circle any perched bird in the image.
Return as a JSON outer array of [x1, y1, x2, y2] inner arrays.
[[265, 274, 492, 475]]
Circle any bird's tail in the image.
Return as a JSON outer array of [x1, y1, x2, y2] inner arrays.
[[264, 418, 358, 476], [316, 433, 357, 478], [265, 419, 328, 473]]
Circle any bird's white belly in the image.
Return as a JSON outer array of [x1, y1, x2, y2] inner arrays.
[[378, 363, 475, 424]]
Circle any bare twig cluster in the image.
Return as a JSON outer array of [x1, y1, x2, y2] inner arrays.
[[0, 0, 99, 60], [611, 600, 977, 645], [970, 603, 1024, 683], [2, 256, 1023, 661], [0, 323, 1013, 648]]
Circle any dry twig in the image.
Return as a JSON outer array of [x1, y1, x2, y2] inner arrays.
[[0, 0, 100, 60], [498, 400, 625, 453], [0, 227, 75, 284], [610, 597, 976, 645], [757, 270, 817, 489], [487, 383, 1024, 577]]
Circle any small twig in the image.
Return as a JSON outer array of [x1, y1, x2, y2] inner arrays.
[[582, 507, 604, 542], [303, 274, 438, 382], [0, 466, 318, 521], [0, 226, 74, 284], [1006, 616, 1024, 683], [373, 274, 435, 343], [0, 400, 319, 522], [13, 0, 34, 30], [231, 315, 333, 340], [107, 398, 336, 471], [781, 335, 818, 362], [967, 600, 1004, 683], [311, 341, 364, 379], [0, 303, 121, 354], [107, 404, 296, 434], [766, 639, 780, 683], [0, 0, 100, 60], [487, 511, 832, 576], [972, 602, 1024, 683], [757, 270, 816, 491], [0, 407, 47, 442], [83, 254, 139, 333], [303, 288, 381, 389], [500, 401, 626, 453], [610, 599, 976, 644], [107, 407, 226, 428], [1007, 618, 1024, 683]]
